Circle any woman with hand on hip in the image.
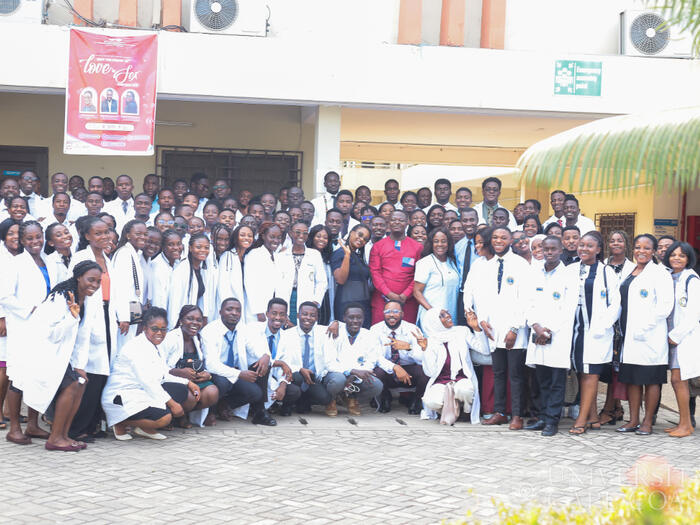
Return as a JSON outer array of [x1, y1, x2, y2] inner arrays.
[[21, 262, 103, 451], [664, 241, 700, 438], [616, 234, 674, 436], [413, 227, 460, 330]]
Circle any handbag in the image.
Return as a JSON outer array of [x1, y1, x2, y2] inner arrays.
[[128, 256, 143, 325], [440, 382, 460, 426], [175, 357, 204, 372]]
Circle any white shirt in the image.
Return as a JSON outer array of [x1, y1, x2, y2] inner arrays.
[[368, 320, 423, 366], [103, 197, 135, 234], [473, 201, 517, 230]]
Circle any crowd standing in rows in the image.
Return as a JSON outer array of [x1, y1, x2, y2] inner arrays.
[[0, 168, 698, 452]]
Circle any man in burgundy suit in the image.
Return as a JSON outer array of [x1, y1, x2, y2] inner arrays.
[[369, 210, 423, 324]]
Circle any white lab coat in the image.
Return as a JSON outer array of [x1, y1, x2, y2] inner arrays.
[[216, 250, 247, 322], [111, 243, 146, 349], [368, 320, 424, 365], [668, 269, 700, 380], [69, 248, 117, 375], [243, 246, 294, 321], [45, 251, 72, 285], [161, 328, 204, 368], [568, 261, 621, 365], [421, 327, 489, 424], [20, 293, 94, 413], [526, 262, 578, 369], [102, 197, 135, 235], [0, 250, 59, 387], [148, 253, 180, 310], [465, 251, 531, 350], [328, 324, 395, 375], [101, 333, 189, 426], [166, 258, 216, 329], [605, 258, 636, 282], [276, 324, 337, 380], [0, 243, 13, 362], [310, 192, 337, 226], [287, 248, 328, 307], [200, 319, 269, 419], [473, 201, 517, 230], [620, 262, 674, 366]]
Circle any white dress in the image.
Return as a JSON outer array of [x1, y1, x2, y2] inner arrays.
[[414, 255, 460, 329]]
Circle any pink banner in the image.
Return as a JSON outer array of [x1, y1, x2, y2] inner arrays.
[[64, 29, 158, 156]]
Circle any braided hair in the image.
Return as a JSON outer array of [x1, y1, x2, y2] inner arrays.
[[174, 304, 204, 350], [47, 260, 102, 319], [18, 220, 43, 248]]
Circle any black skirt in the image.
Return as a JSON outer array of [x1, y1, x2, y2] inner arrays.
[[618, 363, 667, 386]]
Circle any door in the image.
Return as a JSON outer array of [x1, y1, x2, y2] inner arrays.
[[0, 146, 49, 194]]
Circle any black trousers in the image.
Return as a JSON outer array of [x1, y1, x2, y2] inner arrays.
[[491, 348, 526, 417], [69, 372, 107, 438], [534, 365, 567, 425], [291, 371, 332, 406], [213, 372, 265, 414], [373, 364, 430, 398]]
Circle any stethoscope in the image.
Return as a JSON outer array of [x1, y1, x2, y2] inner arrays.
[[430, 254, 455, 286]]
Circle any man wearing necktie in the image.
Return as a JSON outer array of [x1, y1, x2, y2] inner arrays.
[[281, 302, 346, 416], [200, 299, 276, 425], [369, 301, 429, 414], [455, 208, 480, 326], [311, 171, 341, 226], [103, 174, 135, 234], [262, 298, 301, 417]]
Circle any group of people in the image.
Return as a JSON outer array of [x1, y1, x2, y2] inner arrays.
[[0, 168, 698, 452]]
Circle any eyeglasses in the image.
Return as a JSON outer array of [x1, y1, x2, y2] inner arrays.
[[383, 309, 401, 315], [213, 185, 228, 190], [361, 215, 373, 221], [157, 220, 175, 226], [147, 326, 168, 333]]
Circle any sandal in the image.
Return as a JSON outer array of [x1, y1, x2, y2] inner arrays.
[[587, 420, 602, 430], [569, 425, 587, 435], [598, 409, 617, 426]]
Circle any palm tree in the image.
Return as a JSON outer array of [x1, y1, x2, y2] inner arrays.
[[516, 1, 700, 193]]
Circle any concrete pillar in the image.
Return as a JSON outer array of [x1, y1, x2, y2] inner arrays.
[[480, 0, 506, 49], [439, 0, 465, 46], [398, 0, 422, 45], [312, 105, 342, 196]]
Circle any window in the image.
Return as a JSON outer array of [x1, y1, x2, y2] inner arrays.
[[156, 146, 302, 195], [595, 213, 636, 245]]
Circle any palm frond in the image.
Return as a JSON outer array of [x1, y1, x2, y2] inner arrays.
[[516, 106, 700, 192], [647, 0, 700, 54]]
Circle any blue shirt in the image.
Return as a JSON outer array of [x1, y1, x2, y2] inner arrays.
[[39, 265, 51, 297], [454, 235, 480, 289]]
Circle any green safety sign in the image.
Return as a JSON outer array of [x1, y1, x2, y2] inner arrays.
[[554, 60, 602, 96]]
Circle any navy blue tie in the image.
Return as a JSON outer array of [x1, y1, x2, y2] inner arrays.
[[268, 334, 276, 359], [225, 331, 237, 368], [497, 258, 504, 294]]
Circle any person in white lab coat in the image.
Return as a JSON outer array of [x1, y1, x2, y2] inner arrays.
[[44, 222, 74, 284], [525, 236, 578, 436], [102, 174, 135, 234], [200, 298, 273, 425], [111, 220, 148, 350], [284, 221, 328, 325], [102, 307, 200, 441], [216, 225, 254, 323], [148, 229, 183, 310], [473, 177, 517, 230], [325, 304, 390, 416], [568, 232, 622, 435], [1, 220, 57, 444], [306, 225, 335, 325], [475, 227, 532, 430], [68, 216, 117, 442], [281, 301, 344, 416], [243, 223, 294, 323], [562, 194, 596, 236], [21, 261, 103, 451], [166, 233, 216, 329], [310, 171, 341, 226], [616, 234, 674, 436], [663, 242, 700, 438], [420, 307, 488, 424], [161, 305, 220, 427]]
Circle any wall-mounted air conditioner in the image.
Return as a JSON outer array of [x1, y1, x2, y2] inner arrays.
[[0, 0, 43, 23], [620, 10, 694, 58], [184, 0, 267, 37]]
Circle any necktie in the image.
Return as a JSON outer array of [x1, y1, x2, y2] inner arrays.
[[268, 334, 276, 359], [497, 257, 504, 294], [389, 330, 400, 363], [348, 334, 356, 345], [225, 330, 237, 368], [61, 254, 71, 268], [122, 200, 128, 214], [461, 239, 472, 288], [303, 334, 313, 370]]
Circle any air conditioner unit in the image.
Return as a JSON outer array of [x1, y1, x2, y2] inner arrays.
[[184, 0, 267, 37], [620, 10, 694, 58], [0, 0, 43, 23]]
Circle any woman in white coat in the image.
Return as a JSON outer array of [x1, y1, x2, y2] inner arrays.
[[616, 234, 674, 436], [663, 241, 700, 438], [102, 307, 200, 441], [166, 233, 216, 329], [1, 220, 58, 444], [111, 220, 148, 349], [421, 307, 488, 424], [21, 261, 103, 451], [161, 305, 219, 426], [569, 231, 621, 435], [0, 219, 21, 429], [44, 223, 74, 283], [68, 216, 117, 442], [286, 221, 328, 325], [216, 224, 254, 323], [244, 222, 294, 323], [148, 229, 183, 310]]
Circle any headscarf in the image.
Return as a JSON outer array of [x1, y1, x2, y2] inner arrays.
[[422, 308, 454, 344]]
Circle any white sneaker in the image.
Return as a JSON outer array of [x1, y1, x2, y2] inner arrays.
[[133, 427, 167, 440]]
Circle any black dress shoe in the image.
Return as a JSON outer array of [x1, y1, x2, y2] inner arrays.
[[541, 424, 558, 436], [252, 411, 277, 426], [524, 419, 546, 431], [408, 398, 422, 415], [280, 405, 293, 417], [296, 401, 311, 414], [378, 397, 392, 413]]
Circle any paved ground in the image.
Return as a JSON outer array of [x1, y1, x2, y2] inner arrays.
[[1, 391, 698, 525]]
